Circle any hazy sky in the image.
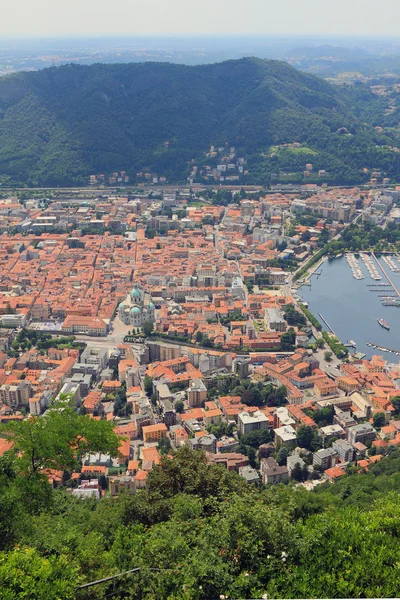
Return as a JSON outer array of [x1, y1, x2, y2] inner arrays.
[[1, 0, 400, 38]]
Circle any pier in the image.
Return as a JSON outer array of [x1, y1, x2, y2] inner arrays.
[[308, 257, 327, 280], [318, 312, 337, 336], [372, 252, 400, 299], [367, 342, 400, 355]]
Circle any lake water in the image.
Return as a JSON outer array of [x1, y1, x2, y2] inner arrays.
[[299, 255, 400, 359]]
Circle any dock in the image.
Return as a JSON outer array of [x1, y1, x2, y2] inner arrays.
[[367, 342, 400, 355], [372, 252, 400, 298], [318, 313, 337, 336]]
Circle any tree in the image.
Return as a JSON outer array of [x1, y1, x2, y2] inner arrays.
[[277, 446, 288, 466], [158, 437, 171, 455], [195, 330, 203, 343], [391, 396, 400, 415], [142, 321, 154, 337], [175, 400, 184, 413], [315, 338, 325, 349], [241, 429, 271, 448], [0, 395, 121, 487], [246, 446, 257, 468], [296, 426, 313, 450], [144, 375, 153, 396], [284, 305, 306, 327], [280, 328, 296, 351], [0, 547, 78, 600], [324, 351, 333, 362], [146, 446, 246, 500], [373, 412, 386, 429], [98, 474, 108, 490]]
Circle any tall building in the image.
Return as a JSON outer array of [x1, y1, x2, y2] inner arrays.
[[188, 378, 207, 408]]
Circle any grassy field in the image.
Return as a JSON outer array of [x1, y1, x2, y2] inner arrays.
[[270, 145, 318, 155], [188, 200, 211, 207]]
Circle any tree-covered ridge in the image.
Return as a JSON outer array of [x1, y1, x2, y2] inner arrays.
[[0, 58, 398, 186]]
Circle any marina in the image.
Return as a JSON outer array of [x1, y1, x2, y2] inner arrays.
[[346, 253, 364, 279], [300, 255, 400, 358], [360, 252, 381, 280], [382, 255, 400, 273], [345, 252, 400, 307]]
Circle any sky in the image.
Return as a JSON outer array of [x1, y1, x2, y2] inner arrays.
[[1, 0, 400, 38]]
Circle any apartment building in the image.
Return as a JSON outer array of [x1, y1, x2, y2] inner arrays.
[[142, 423, 168, 443], [238, 410, 269, 436], [0, 381, 31, 408]]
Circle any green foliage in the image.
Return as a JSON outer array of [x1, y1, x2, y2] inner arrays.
[[296, 425, 323, 452], [321, 331, 348, 358], [219, 310, 248, 326], [12, 329, 82, 352], [276, 446, 288, 465], [240, 428, 272, 448], [3, 445, 400, 597], [280, 327, 296, 351], [0, 395, 121, 500], [299, 304, 322, 330], [158, 437, 172, 455], [0, 59, 399, 186], [304, 405, 334, 427], [373, 412, 386, 428], [230, 380, 287, 407], [283, 304, 306, 327], [174, 400, 184, 413], [143, 375, 153, 396], [0, 547, 79, 600], [392, 395, 400, 415], [142, 321, 154, 337], [113, 387, 132, 418], [206, 421, 234, 439]]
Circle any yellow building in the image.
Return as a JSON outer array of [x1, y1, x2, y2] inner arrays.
[[142, 423, 168, 443]]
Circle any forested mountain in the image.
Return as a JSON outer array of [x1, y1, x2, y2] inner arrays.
[[0, 57, 397, 186]]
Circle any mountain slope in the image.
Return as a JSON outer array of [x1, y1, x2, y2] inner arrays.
[[0, 58, 396, 186]]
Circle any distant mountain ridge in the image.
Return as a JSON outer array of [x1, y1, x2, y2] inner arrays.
[[0, 57, 397, 186]]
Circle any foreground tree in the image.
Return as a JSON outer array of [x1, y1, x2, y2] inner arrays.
[[0, 397, 121, 479], [0, 395, 121, 513], [0, 547, 78, 600]]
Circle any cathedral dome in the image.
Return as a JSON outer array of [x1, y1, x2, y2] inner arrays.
[[130, 284, 141, 299]]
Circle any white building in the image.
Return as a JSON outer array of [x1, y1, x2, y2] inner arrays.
[[118, 284, 155, 328], [238, 411, 269, 436]]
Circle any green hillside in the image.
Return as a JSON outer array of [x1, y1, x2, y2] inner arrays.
[[2, 443, 400, 599], [0, 58, 397, 186]]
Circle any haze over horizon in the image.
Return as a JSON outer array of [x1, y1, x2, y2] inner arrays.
[[2, 0, 400, 39]]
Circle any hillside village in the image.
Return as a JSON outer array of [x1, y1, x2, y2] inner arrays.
[[1, 184, 400, 495]]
